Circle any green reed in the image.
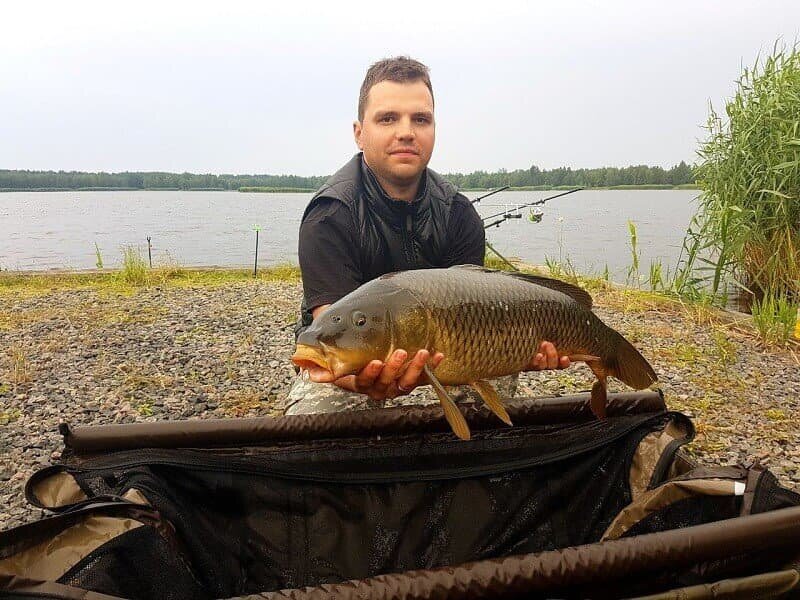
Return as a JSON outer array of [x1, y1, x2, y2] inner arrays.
[[118, 246, 149, 286], [626, 220, 640, 286], [94, 242, 104, 270], [675, 42, 800, 305], [751, 293, 798, 347]]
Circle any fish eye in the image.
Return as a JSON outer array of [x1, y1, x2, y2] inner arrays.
[[352, 311, 368, 327]]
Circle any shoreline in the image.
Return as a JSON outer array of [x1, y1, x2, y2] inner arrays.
[[0, 185, 699, 193]]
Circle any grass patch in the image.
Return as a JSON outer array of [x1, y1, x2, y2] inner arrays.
[[0, 408, 22, 425], [711, 329, 738, 367], [0, 302, 167, 333], [654, 341, 704, 368], [0, 263, 301, 295], [765, 408, 787, 421], [751, 294, 798, 347], [484, 253, 518, 272], [135, 401, 154, 417], [7, 344, 31, 390], [221, 388, 267, 417], [117, 246, 149, 285], [117, 362, 175, 392]]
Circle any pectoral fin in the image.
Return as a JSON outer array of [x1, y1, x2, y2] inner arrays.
[[424, 364, 471, 441], [471, 380, 512, 426]]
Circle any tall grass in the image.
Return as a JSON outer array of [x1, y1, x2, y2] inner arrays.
[[676, 43, 800, 305], [94, 242, 104, 270], [751, 294, 798, 346], [118, 246, 149, 285], [626, 220, 640, 286], [9, 344, 30, 391]]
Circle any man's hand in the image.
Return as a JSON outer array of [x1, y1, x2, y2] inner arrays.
[[306, 349, 445, 402], [525, 341, 570, 371]]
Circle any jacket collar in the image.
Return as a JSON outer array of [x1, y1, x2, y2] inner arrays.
[[360, 156, 429, 226], [304, 153, 459, 224]]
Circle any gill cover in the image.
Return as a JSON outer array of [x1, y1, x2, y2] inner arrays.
[[293, 278, 430, 378]]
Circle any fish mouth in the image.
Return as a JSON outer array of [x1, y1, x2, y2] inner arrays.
[[291, 344, 331, 372]]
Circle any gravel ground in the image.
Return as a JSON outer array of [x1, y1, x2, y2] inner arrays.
[[1, 279, 798, 528]]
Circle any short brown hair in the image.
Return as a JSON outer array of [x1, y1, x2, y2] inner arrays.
[[357, 56, 434, 121]]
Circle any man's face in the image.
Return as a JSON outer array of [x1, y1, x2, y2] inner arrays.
[[354, 80, 435, 189]]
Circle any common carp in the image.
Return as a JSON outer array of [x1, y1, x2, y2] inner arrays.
[[292, 265, 657, 440]]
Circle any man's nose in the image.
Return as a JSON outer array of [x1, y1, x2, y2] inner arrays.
[[395, 117, 416, 140]]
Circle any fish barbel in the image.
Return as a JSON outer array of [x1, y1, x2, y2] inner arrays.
[[292, 265, 657, 440]]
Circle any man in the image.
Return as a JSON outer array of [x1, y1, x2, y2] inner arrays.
[[284, 56, 568, 416]]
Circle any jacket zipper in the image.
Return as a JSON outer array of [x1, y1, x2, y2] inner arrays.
[[403, 211, 415, 266]]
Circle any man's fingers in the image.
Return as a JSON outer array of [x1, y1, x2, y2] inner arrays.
[[526, 342, 569, 371], [377, 350, 407, 387], [384, 382, 400, 400], [333, 349, 445, 399], [307, 368, 336, 383], [354, 360, 384, 391], [536, 341, 559, 370], [397, 349, 430, 391], [332, 375, 358, 392], [544, 342, 559, 369], [369, 350, 407, 399]]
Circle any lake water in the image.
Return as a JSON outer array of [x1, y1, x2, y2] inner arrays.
[[0, 190, 699, 282]]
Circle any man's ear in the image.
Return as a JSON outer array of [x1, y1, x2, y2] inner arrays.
[[353, 121, 363, 150]]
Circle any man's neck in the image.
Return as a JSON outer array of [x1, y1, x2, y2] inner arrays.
[[364, 159, 422, 202], [376, 176, 420, 202]]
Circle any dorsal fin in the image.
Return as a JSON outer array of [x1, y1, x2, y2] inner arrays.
[[450, 265, 593, 309]]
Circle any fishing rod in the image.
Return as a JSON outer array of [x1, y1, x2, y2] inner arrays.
[[483, 214, 521, 229], [481, 187, 584, 226], [481, 187, 584, 270], [470, 185, 509, 204]]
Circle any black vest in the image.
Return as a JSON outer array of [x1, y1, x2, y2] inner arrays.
[[296, 153, 462, 336]]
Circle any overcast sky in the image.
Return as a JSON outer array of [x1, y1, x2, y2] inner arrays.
[[1, 1, 798, 175]]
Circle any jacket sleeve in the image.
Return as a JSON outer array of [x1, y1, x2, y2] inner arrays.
[[298, 199, 363, 312], [442, 199, 486, 267]]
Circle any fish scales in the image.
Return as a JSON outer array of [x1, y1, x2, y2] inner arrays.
[[387, 268, 611, 384]]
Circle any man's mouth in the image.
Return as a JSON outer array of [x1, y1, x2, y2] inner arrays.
[[390, 148, 419, 157]]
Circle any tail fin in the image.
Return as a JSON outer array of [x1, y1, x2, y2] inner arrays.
[[606, 330, 658, 389]]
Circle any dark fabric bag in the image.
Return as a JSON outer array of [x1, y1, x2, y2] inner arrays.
[[1, 391, 799, 600]]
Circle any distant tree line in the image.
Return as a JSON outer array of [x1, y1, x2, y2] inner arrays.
[[0, 170, 327, 191], [443, 161, 694, 189], [0, 161, 694, 191]]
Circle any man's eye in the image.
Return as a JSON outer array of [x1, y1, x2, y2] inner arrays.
[[415, 117, 430, 124], [379, 115, 395, 123]]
